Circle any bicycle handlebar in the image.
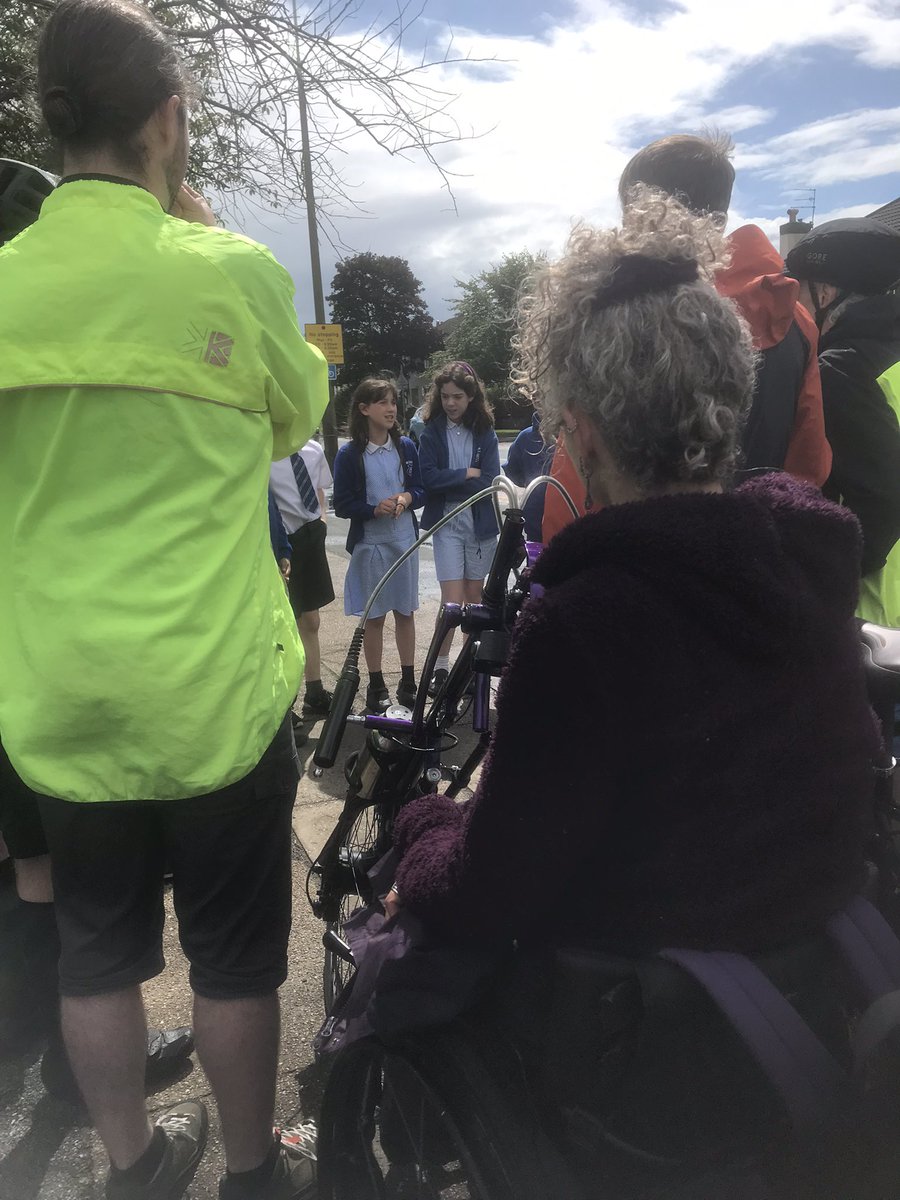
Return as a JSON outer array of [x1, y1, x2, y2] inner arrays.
[[312, 475, 573, 775]]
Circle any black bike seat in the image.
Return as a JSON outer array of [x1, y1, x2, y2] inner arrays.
[[860, 622, 900, 703]]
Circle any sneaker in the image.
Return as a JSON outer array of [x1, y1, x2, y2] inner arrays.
[[105, 1100, 208, 1200], [302, 689, 332, 719], [427, 668, 449, 698], [218, 1130, 316, 1199], [365, 684, 390, 714], [396, 681, 417, 709], [275, 1121, 317, 1162], [42, 1027, 195, 1105]]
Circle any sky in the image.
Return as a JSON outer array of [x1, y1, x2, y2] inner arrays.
[[234, 0, 900, 324]]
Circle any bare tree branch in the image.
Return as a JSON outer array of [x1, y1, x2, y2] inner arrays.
[[2, 1, 495, 240]]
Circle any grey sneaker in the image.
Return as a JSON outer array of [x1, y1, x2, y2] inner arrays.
[[105, 1100, 208, 1200], [218, 1127, 317, 1198]]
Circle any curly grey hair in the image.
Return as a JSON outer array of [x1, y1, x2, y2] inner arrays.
[[513, 188, 758, 492]]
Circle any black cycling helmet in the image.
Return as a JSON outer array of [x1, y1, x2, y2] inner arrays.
[[0, 159, 57, 246], [784, 217, 900, 296]]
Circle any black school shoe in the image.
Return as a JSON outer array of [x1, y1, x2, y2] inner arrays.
[[301, 689, 333, 719], [396, 681, 417, 709], [105, 1100, 208, 1200], [42, 1027, 195, 1105], [218, 1130, 316, 1199], [426, 668, 449, 698], [365, 684, 390, 714]]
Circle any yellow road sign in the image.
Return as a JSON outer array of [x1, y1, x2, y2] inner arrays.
[[304, 323, 344, 365]]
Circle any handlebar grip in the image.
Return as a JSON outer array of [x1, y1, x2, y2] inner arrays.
[[482, 509, 526, 609], [313, 666, 360, 770]]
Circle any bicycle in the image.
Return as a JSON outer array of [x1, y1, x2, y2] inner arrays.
[[306, 475, 576, 1011]]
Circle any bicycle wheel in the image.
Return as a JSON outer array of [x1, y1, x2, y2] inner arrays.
[[323, 894, 364, 1014], [322, 802, 388, 1013], [318, 1030, 566, 1200]]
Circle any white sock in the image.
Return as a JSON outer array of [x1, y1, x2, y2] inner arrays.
[[435, 655, 450, 673]]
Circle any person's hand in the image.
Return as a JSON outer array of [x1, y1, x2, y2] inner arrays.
[[375, 497, 397, 517], [465, 467, 481, 480], [384, 885, 402, 920], [392, 492, 411, 519], [279, 558, 291, 581], [170, 183, 217, 227]]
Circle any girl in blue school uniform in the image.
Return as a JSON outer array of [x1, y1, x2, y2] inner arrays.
[[417, 361, 500, 695], [333, 378, 424, 713]]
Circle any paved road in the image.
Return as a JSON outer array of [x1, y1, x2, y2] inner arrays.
[[0, 498, 498, 1198]]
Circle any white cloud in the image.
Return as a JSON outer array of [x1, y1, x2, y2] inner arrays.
[[234, 0, 900, 320], [736, 108, 900, 187]]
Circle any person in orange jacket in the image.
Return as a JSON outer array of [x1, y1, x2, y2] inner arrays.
[[543, 132, 830, 543]]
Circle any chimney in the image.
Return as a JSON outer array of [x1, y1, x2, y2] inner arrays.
[[780, 207, 812, 258]]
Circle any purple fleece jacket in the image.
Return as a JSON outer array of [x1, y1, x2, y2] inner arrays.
[[393, 474, 878, 954]]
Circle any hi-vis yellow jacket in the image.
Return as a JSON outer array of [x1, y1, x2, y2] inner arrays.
[[0, 179, 328, 801], [859, 361, 900, 628]]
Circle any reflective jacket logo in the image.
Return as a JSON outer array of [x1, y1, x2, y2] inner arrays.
[[181, 323, 234, 367]]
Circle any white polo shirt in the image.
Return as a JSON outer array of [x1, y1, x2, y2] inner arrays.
[[270, 439, 333, 534]]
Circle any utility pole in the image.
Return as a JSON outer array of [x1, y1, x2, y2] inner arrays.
[[292, 0, 339, 465]]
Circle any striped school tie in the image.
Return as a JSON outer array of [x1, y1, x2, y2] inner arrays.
[[290, 452, 320, 517]]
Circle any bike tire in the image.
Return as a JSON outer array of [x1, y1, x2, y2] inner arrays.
[[322, 802, 388, 1014], [317, 1030, 565, 1200]]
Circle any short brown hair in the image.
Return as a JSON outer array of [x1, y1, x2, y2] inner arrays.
[[618, 133, 735, 219]]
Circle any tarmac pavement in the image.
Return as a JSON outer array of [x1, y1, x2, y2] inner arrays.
[[0, 503, 495, 1199]]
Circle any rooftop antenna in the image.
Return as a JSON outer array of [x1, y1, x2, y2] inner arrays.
[[789, 187, 817, 225]]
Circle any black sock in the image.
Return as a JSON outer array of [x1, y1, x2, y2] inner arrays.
[[400, 665, 415, 686], [369, 671, 385, 691], [226, 1136, 280, 1187], [111, 1127, 167, 1186], [304, 679, 325, 699]]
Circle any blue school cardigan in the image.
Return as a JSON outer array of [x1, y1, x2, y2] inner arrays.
[[418, 415, 501, 540], [332, 436, 425, 553]]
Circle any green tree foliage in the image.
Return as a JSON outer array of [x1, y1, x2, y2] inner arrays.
[[1, 0, 480, 216], [0, 6, 52, 169], [430, 250, 546, 427], [329, 252, 442, 421]]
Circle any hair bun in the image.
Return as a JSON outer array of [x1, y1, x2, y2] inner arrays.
[[42, 86, 82, 137], [593, 254, 699, 311]]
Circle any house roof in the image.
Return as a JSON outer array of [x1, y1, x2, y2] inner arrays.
[[868, 198, 900, 233]]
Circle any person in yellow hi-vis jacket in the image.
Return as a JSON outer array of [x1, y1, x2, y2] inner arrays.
[[0, 3, 325, 1197], [859, 363, 900, 627]]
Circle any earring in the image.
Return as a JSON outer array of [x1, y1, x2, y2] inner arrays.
[[579, 456, 594, 511]]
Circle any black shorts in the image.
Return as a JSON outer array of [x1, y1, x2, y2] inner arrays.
[[36, 715, 299, 1000], [287, 519, 335, 617], [0, 739, 48, 859]]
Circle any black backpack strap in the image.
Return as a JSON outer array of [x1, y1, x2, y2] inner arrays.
[[850, 989, 900, 1081], [827, 895, 900, 1002], [660, 948, 848, 1134]]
